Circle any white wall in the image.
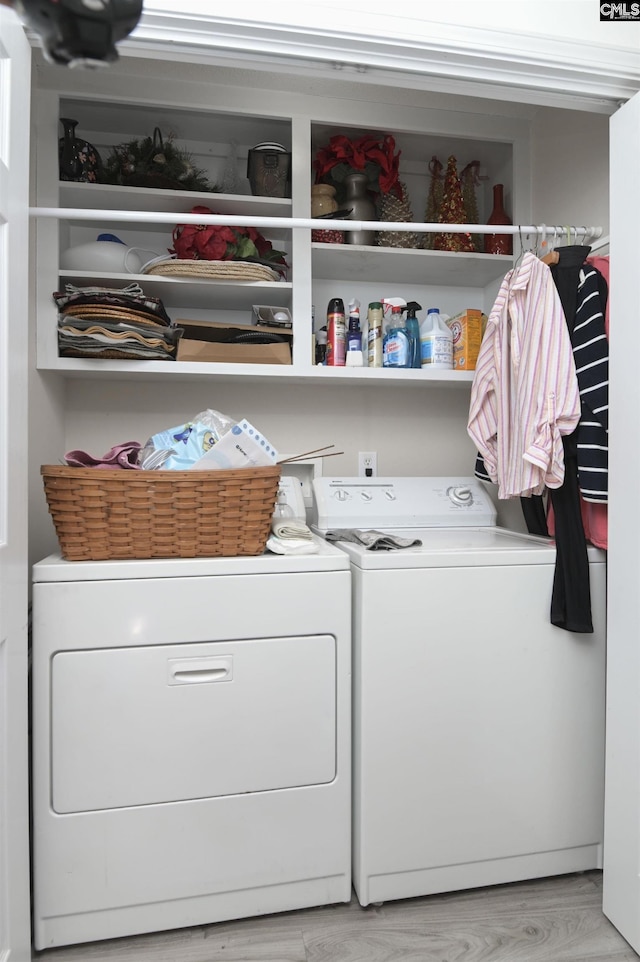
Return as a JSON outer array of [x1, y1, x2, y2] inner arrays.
[[25, 378, 480, 561], [531, 107, 610, 234], [62, 380, 477, 478]]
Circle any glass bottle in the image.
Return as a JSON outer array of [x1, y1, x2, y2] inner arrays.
[[484, 183, 513, 255]]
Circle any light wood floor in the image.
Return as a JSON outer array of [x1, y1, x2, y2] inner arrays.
[[33, 871, 638, 962]]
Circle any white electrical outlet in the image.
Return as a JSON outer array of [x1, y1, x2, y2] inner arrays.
[[358, 451, 377, 477]]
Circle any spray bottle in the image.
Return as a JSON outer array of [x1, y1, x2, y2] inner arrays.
[[345, 298, 363, 367], [420, 307, 453, 370], [403, 301, 422, 369], [382, 297, 411, 368], [315, 326, 327, 365]]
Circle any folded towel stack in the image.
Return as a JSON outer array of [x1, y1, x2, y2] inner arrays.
[[267, 518, 319, 555]]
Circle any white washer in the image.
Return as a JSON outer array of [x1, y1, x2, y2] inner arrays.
[[313, 476, 606, 907], [31, 539, 351, 949]]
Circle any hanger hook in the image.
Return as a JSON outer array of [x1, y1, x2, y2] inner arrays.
[[539, 224, 547, 256]]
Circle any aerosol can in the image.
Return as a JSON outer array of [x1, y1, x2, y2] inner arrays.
[[326, 297, 346, 366], [345, 298, 364, 367]]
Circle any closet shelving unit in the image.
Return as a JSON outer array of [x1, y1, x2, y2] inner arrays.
[[32, 83, 600, 388]]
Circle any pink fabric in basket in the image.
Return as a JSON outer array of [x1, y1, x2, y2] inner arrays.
[[64, 441, 142, 470]]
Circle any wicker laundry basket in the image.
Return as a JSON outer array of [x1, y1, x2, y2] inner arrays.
[[41, 464, 281, 561]]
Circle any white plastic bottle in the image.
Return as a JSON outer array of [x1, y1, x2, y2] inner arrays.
[[420, 308, 453, 370]]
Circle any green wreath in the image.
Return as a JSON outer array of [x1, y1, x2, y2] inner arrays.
[[101, 127, 219, 193]]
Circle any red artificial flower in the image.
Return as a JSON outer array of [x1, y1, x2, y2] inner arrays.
[[314, 133, 401, 196], [171, 207, 288, 274]]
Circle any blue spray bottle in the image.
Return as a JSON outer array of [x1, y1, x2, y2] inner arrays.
[[382, 297, 411, 368], [403, 300, 422, 369]]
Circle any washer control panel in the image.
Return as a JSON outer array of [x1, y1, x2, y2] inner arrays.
[[313, 477, 497, 531]]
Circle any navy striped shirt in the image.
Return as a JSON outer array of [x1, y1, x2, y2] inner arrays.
[[572, 266, 608, 502]]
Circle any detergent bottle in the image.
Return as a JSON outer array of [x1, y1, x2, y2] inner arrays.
[[404, 300, 422, 369], [382, 297, 411, 368], [420, 307, 453, 370]]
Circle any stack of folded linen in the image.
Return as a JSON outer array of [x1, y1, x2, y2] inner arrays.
[[267, 517, 320, 555], [54, 284, 183, 361]]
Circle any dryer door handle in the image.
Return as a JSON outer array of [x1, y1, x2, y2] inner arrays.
[[167, 656, 233, 685]]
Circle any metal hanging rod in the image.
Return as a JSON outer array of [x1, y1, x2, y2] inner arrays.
[[29, 207, 603, 243]]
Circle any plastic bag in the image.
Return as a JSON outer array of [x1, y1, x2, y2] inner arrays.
[[140, 408, 236, 470]]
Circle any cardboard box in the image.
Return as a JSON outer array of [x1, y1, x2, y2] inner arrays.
[[177, 339, 291, 364], [446, 309, 486, 371], [176, 318, 292, 365]]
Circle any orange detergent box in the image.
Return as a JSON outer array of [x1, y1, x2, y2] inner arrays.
[[447, 309, 486, 371]]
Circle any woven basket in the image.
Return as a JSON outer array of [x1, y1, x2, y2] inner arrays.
[[61, 306, 168, 327], [41, 464, 281, 561], [144, 260, 280, 282]]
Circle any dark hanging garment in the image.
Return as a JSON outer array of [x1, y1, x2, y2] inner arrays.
[[547, 246, 597, 633], [520, 492, 549, 537], [549, 246, 591, 338]]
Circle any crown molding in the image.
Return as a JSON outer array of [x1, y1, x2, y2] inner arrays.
[[119, 11, 640, 114]]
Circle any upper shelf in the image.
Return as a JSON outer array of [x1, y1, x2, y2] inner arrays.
[[58, 182, 293, 218], [312, 243, 513, 288]]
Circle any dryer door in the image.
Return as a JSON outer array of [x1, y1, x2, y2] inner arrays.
[[51, 635, 336, 812]]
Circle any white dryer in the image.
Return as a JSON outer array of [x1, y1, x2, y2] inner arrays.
[[313, 476, 606, 907], [31, 540, 351, 948]]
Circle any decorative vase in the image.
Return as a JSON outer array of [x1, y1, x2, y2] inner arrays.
[[343, 171, 376, 246], [311, 184, 344, 243], [58, 118, 102, 183], [484, 183, 513, 255], [311, 183, 338, 217]]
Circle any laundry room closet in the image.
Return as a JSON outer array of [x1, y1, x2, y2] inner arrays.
[[17, 4, 640, 957], [28, 52, 611, 564]]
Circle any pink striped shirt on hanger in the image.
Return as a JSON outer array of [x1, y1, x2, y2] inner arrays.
[[468, 252, 580, 500]]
